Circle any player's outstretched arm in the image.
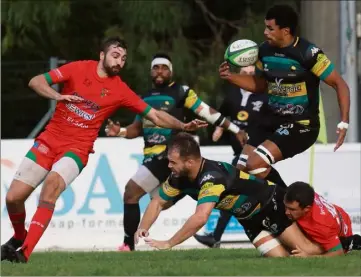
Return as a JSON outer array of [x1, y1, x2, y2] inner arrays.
[[183, 89, 247, 145], [323, 71, 350, 151], [105, 119, 142, 139], [134, 195, 170, 245], [28, 74, 82, 102], [145, 108, 208, 131], [219, 62, 268, 93], [145, 202, 215, 250]]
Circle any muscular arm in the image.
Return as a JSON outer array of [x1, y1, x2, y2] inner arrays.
[[138, 195, 170, 231], [145, 108, 185, 130], [323, 70, 350, 123], [122, 120, 143, 139], [168, 202, 215, 248], [28, 74, 62, 100]]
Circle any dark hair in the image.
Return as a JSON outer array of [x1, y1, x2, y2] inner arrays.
[[168, 132, 201, 159], [152, 53, 172, 62], [285, 181, 315, 208], [100, 36, 127, 53], [265, 5, 298, 35]]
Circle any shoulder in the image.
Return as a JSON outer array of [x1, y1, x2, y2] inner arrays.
[[199, 161, 226, 185], [70, 60, 97, 69], [297, 37, 325, 61]]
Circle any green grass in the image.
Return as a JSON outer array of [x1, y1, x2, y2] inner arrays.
[[1, 249, 360, 276]]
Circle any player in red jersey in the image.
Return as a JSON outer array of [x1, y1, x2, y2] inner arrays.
[[1, 37, 206, 263], [284, 181, 361, 256]]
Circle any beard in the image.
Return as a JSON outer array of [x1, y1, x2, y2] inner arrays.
[[152, 75, 171, 87], [172, 167, 190, 178], [103, 60, 121, 77]]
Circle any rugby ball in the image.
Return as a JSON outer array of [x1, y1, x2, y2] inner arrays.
[[224, 39, 259, 67]]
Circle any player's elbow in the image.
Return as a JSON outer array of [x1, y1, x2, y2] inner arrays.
[[28, 75, 44, 90]]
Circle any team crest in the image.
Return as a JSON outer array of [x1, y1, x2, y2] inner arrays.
[[237, 110, 249, 121], [100, 88, 109, 97]]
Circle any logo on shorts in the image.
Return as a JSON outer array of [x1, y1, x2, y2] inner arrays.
[[34, 142, 49, 154], [262, 217, 279, 234]]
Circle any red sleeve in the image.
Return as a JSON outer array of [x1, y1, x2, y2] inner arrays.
[[118, 81, 151, 116], [43, 61, 80, 85]]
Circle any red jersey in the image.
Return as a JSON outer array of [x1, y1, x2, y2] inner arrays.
[[40, 60, 150, 152], [297, 193, 353, 253]]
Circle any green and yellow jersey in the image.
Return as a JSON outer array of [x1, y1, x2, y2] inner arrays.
[[159, 159, 276, 220], [256, 37, 335, 126], [135, 82, 202, 162]]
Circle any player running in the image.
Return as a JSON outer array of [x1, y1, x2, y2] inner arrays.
[[135, 133, 323, 257], [219, 5, 350, 184], [284, 181, 361, 256], [105, 53, 248, 251], [1, 37, 206, 263]]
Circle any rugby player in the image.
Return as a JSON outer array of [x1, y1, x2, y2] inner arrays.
[[219, 5, 350, 184], [105, 53, 248, 251], [1, 38, 206, 263], [284, 181, 361, 256], [194, 65, 280, 248], [135, 133, 323, 257]]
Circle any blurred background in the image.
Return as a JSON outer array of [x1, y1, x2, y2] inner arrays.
[[1, 0, 360, 144]]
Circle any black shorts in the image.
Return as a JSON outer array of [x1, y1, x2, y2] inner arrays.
[[143, 155, 171, 184], [231, 153, 241, 166], [247, 121, 319, 159], [238, 186, 293, 242]]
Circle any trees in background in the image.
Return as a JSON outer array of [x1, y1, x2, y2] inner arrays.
[[1, 0, 299, 140]]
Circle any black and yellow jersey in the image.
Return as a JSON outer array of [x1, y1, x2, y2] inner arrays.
[[255, 37, 335, 126], [135, 82, 202, 161], [159, 159, 276, 220]]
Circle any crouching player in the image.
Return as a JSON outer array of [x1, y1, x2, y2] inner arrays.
[[134, 133, 322, 257], [284, 181, 361, 256]]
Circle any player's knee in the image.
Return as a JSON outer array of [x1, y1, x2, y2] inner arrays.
[[253, 231, 284, 257], [5, 190, 24, 206], [5, 180, 33, 206], [40, 172, 66, 203], [246, 157, 269, 176], [124, 180, 145, 203]]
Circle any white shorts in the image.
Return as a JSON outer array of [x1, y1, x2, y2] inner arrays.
[[131, 165, 161, 197], [14, 156, 81, 188]]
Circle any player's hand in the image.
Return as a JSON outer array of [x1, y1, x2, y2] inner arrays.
[[183, 119, 208, 132], [219, 61, 231, 79], [134, 228, 149, 245], [144, 238, 172, 250], [105, 119, 122, 137], [57, 95, 83, 102], [212, 127, 224, 142], [334, 127, 347, 152], [235, 130, 248, 146], [291, 245, 309, 257]]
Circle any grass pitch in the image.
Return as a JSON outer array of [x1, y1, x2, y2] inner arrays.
[[1, 249, 360, 276]]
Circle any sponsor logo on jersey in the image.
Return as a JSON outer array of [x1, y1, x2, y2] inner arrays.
[[66, 103, 95, 121], [251, 101, 263, 112], [311, 46, 320, 57], [201, 174, 214, 183]]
